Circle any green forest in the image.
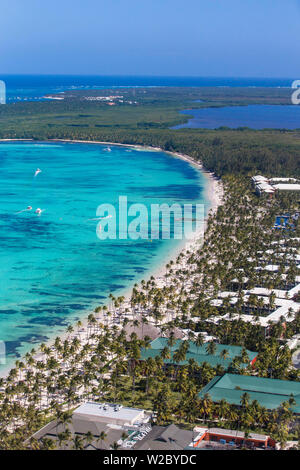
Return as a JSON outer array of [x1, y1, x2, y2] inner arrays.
[[0, 87, 299, 178]]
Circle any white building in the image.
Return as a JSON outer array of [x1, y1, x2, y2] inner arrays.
[[251, 175, 300, 195], [273, 183, 300, 191], [73, 402, 148, 426], [210, 290, 299, 329]]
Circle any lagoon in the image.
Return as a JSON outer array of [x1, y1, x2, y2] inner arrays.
[[172, 104, 300, 130]]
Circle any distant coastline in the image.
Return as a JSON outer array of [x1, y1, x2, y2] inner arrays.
[[2, 75, 295, 103]]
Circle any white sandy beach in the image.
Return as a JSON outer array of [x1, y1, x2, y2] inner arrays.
[[0, 139, 224, 378]]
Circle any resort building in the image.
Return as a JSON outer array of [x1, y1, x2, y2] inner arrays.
[[251, 175, 275, 196], [123, 315, 184, 340], [287, 333, 300, 350], [133, 423, 194, 451], [199, 373, 300, 413], [186, 426, 276, 450], [73, 402, 147, 427], [210, 290, 300, 330], [273, 183, 300, 191], [31, 402, 152, 450], [134, 423, 277, 450], [139, 337, 257, 370], [251, 175, 300, 196], [269, 178, 299, 183], [247, 285, 300, 300]]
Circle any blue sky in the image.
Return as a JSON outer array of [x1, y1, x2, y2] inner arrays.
[[0, 0, 299, 76]]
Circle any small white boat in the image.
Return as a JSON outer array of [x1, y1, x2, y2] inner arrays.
[[16, 205, 32, 214]]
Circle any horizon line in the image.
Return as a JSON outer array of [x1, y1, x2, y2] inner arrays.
[[0, 73, 296, 80]]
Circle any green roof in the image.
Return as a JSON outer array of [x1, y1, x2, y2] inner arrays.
[[140, 338, 257, 370], [199, 373, 300, 413]]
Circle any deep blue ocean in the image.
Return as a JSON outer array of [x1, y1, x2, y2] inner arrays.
[[0, 75, 296, 103], [0, 141, 207, 371]]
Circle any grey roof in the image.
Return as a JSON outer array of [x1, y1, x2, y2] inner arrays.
[[124, 319, 184, 341], [133, 426, 165, 450], [134, 424, 193, 450], [73, 417, 108, 435], [32, 417, 125, 450], [125, 321, 161, 340], [159, 423, 182, 442]]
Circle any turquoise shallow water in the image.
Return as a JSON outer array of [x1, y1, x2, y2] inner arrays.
[[0, 141, 208, 370]]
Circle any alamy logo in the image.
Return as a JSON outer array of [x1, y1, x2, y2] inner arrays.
[[0, 80, 6, 104], [95, 196, 205, 241], [291, 80, 300, 105]]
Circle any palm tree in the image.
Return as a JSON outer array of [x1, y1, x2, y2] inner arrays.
[[206, 341, 217, 356], [220, 349, 229, 362], [240, 392, 250, 409], [194, 334, 204, 355], [97, 431, 107, 449], [198, 393, 213, 423], [217, 398, 229, 420], [73, 435, 84, 450], [110, 441, 120, 450], [84, 431, 94, 448]]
